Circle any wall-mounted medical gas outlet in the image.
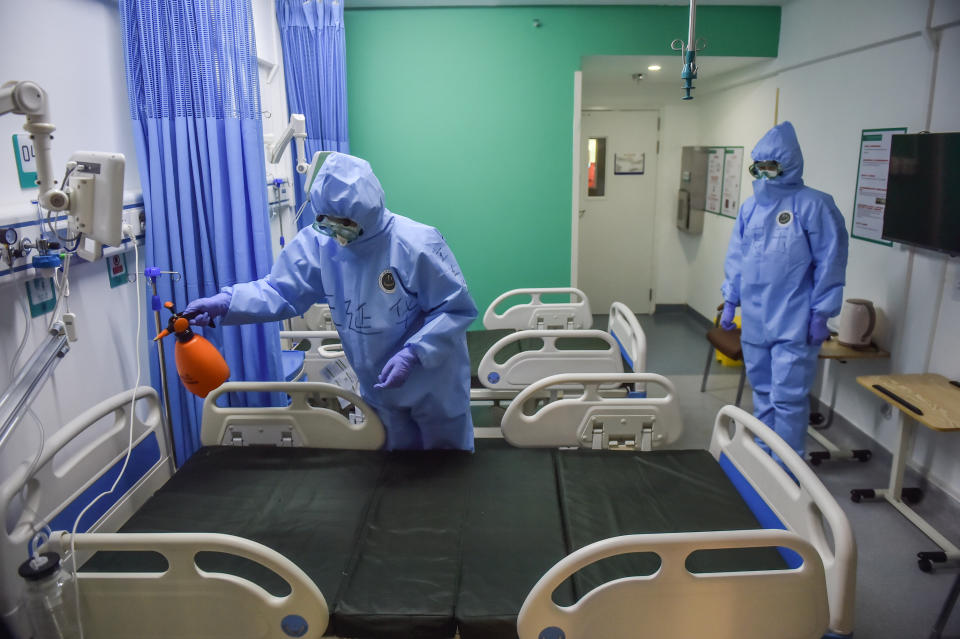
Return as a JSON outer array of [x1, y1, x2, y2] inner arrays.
[[0, 203, 143, 284]]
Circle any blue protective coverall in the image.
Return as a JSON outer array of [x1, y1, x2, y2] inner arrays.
[[222, 153, 478, 451], [721, 122, 849, 456]]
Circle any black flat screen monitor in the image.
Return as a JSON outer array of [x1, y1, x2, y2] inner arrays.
[[882, 132, 960, 255]]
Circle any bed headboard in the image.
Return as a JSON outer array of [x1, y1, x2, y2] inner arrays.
[[201, 382, 385, 449], [709, 405, 857, 636], [0, 387, 170, 635], [483, 288, 592, 330], [500, 373, 683, 450]]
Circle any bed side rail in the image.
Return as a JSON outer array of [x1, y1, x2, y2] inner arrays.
[[478, 330, 623, 390], [201, 382, 385, 449], [48, 531, 328, 639], [518, 528, 828, 639], [1, 388, 169, 633], [607, 302, 646, 375], [482, 288, 592, 330], [500, 373, 682, 450], [709, 405, 856, 635], [278, 330, 343, 360]]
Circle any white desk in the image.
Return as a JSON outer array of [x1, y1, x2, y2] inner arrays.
[[854, 373, 960, 572]]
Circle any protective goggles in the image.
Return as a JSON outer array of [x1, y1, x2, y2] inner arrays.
[[313, 215, 361, 243], [748, 160, 783, 180]]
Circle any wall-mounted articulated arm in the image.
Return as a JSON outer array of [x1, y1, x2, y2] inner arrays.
[[0, 81, 68, 210]]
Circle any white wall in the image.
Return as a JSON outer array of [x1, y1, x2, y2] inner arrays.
[[580, 81, 703, 306], [0, 1, 149, 484], [688, 0, 960, 499]]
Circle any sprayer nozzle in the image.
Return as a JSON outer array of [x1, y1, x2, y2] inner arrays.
[[154, 329, 170, 342]]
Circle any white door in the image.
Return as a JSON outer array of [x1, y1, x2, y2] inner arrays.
[[577, 110, 659, 314]]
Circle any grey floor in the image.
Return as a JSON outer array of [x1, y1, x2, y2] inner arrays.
[[630, 307, 960, 639]]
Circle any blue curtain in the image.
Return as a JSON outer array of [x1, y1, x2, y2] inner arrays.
[[121, 0, 283, 465], [276, 0, 350, 227]]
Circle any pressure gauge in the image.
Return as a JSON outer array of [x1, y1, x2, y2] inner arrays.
[[0, 228, 17, 245]]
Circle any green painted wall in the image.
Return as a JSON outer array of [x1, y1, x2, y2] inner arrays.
[[345, 6, 779, 322]]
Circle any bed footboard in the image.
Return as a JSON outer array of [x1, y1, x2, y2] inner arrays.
[[500, 373, 682, 450], [709, 405, 857, 636], [517, 528, 829, 639], [48, 531, 328, 639]]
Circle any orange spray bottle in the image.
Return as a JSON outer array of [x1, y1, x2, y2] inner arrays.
[[154, 301, 230, 398]]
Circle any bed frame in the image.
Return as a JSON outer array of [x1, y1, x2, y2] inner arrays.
[[1, 383, 855, 639], [0, 382, 382, 638], [518, 402, 856, 638]]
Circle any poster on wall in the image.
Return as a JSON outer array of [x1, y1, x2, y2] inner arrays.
[[850, 127, 905, 245], [705, 147, 724, 213], [614, 152, 645, 175], [720, 147, 744, 218]]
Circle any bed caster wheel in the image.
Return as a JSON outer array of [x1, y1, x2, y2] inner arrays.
[[850, 488, 874, 503], [901, 487, 923, 504], [809, 451, 829, 466], [917, 551, 946, 573], [853, 449, 872, 462], [809, 412, 826, 427]]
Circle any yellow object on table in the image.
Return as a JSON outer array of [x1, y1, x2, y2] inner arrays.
[[716, 314, 742, 367]]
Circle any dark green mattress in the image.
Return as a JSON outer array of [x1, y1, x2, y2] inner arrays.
[[83, 441, 785, 639]]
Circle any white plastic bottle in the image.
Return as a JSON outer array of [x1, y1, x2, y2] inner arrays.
[[18, 552, 79, 639]]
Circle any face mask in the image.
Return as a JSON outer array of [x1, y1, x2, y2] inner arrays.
[[748, 160, 782, 180], [313, 215, 361, 245]]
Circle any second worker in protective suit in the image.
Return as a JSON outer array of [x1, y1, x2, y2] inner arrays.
[[186, 153, 478, 451], [720, 121, 848, 458]]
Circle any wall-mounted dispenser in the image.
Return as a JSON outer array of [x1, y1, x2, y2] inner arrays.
[[677, 146, 707, 233]]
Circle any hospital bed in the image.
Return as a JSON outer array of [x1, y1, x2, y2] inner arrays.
[[1, 375, 856, 639]]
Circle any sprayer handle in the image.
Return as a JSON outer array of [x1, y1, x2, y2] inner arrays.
[[180, 309, 216, 329]]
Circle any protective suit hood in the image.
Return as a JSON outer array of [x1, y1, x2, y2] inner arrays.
[[308, 153, 388, 242], [751, 121, 804, 204]]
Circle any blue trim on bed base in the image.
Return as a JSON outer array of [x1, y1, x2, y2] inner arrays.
[[718, 452, 803, 569]]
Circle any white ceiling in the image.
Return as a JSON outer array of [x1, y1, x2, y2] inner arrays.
[[345, 0, 787, 7], [582, 54, 772, 87]]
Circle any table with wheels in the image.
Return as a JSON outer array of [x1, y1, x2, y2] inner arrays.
[[854, 373, 960, 572], [807, 339, 889, 466]]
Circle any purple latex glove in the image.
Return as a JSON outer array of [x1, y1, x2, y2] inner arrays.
[[374, 346, 419, 389], [808, 313, 831, 345], [184, 291, 232, 327], [720, 301, 737, 331]]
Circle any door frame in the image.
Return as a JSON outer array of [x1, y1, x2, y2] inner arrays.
[[570, 74, 662, 311], [570, 71, 583, 290]]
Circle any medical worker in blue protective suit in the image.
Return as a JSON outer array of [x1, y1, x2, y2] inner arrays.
[[184, 153, 478, 451], [720, 121, 848, 457]]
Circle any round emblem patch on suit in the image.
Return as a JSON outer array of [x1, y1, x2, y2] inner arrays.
[[777, 211, 794, 226], [379, 269, 396, 293]]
